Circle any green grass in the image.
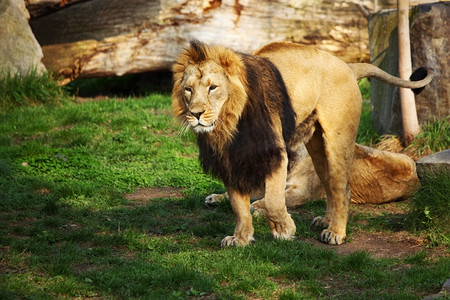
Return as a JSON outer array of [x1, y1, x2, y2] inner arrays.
[[0, 69, 67, 111], [407, 116, 450, 157], [1, 76, 449, 299], [406, 170, 450, 247]]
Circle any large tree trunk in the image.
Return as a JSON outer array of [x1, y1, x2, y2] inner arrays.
[[25, 0, 87, 18], [397, 0, 420, 145], [30, 0, 374, 83], [369, 2, 449, 135]]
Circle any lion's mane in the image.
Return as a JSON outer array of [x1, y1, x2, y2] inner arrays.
[[172, 40, 297, 193]]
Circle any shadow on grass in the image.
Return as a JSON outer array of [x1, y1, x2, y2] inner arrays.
[[2, 168, 449, 299], [1, 192, 225, 298]]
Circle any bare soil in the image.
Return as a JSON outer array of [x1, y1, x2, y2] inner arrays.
[[301, 231, 427, 259], [124, 187, 185, 202], [299, 202, 448, 259]]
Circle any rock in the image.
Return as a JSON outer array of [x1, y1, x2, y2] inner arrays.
[[368, 2, 449, 135], [416, 149, 450, 179], [206, 143, 420, 207], [0, 0, 46, 77], [422, 278, 450, 300]]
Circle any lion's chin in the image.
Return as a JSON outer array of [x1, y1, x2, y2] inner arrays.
[[192, 123, 215, 134]]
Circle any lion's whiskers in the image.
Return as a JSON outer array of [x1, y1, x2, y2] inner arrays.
[[177, 119, 191, 137]]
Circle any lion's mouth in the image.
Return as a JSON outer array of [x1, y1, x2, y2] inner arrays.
[[193, 123, 215, 133], [190, 118, 216, 133]]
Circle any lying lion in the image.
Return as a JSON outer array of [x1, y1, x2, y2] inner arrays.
[[205, 143, 420, 207], [172, 40, 433, 246]]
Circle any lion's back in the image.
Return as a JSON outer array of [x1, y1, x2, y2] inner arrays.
[[255, 42, 360, 122]]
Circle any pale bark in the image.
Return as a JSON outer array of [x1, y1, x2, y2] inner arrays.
[[30, 0, 373, 83], [397, 0, 420, 145]]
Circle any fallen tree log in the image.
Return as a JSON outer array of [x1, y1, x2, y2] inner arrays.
[[25, 0, 87, 18], [30, 0, 374, 83]]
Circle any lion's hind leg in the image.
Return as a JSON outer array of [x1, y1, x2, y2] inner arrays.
[[306, 124, 354, 245], [305, 127, 333, 229]]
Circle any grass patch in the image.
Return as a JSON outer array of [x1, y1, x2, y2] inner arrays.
[[0, 69, 68, 111], [1, 78, 448, 298], [357, 99, 381, 146], [406, 170, 450, 247], [407, 116, 450, 157]]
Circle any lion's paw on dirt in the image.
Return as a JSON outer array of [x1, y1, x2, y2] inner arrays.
[[319, 229, 345, 245], [310, 216, 330, 228], [221, 236, 256, 247]]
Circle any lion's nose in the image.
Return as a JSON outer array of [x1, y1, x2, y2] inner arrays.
[[191, 111, 205, 120]]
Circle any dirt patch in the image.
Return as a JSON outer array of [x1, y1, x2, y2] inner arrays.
[[297, 201, 449, 259], [301, 230, 427, 259], [125, 187, 185, 202]]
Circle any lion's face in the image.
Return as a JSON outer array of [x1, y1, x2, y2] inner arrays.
[[181, 62, 230, 134], [173, 41, 248, 147]]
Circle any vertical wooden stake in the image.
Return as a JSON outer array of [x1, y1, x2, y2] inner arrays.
[[397, 0, 420, 146]]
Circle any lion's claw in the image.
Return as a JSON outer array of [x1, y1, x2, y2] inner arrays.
[[311, 216, 329, 228], [319, 229, 344, 245], [268, 215, 296, 241], [221, 235, 255, 247]]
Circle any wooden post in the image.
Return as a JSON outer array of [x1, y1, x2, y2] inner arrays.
[[397, 0, 420, 145]]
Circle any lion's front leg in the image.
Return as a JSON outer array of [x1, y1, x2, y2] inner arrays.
[[263, 152, 296, 240], [221, 187, 255, 247]]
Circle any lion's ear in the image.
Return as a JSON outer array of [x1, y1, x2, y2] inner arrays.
[[217, 49, 245, 77]]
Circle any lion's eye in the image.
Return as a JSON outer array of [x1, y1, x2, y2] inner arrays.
[[209, 85, 218, 92], [184, 87, 192, 93]]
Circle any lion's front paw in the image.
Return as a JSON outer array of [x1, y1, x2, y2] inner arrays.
[[319, 229, 345, 245], [268, 215, 296, 240], [221, 235, 256, 247], [205, 193, 227, 206], [310, 216, 330, 228]]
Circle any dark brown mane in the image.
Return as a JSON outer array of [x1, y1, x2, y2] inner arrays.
[[188, 39, 208, 63], [197, 53, 296, 193]]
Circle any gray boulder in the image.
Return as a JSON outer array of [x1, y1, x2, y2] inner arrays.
[[0, 0, 46, 77], [416, 149, 450, 179]]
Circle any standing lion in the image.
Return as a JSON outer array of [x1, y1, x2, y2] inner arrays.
[[172, 40, 433, 246]]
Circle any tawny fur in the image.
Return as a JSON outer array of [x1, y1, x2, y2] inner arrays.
[[172, 40, 433, 247]]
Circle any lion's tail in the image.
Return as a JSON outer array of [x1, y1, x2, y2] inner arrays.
[[348, 63, 434, 94]]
